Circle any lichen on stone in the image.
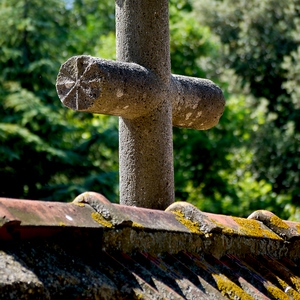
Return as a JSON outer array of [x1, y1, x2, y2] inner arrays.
[[91, 212, 113, 228], [290, 274, 300, 293], [233, 217, 281, 239], [131, 222, 144, 229], [58, 222, 66, 227], [72, 202, 85, 207], [171, 210, 203, 234], [269, 215, 289, 229], [213, 273, 254, 300], [274, 276, 299, 299], [266, 285, 289, 300], [210, 220, 235, 235]]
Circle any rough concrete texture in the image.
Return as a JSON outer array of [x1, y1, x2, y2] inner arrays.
[[171, 74, 225, 130], [115, 0, 171, 82], [56, 0, 225, 210], [0, 240, 121, 300], [57, 56, 224, 129], [56, 56, 163, 119]]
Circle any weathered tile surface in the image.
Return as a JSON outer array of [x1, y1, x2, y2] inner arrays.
[[0, 194, 299, 299]]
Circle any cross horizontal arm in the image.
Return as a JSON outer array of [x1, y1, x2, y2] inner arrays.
[[56, 55, 162, 119], [171, 75, 225, 130], [56, 55, 225, 129]]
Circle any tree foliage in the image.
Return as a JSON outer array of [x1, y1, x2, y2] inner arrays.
[[0, 0, 118, 202], [194, 0, 300, 218]]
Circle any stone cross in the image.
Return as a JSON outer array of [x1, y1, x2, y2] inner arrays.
[[56, 0, 225, 210]]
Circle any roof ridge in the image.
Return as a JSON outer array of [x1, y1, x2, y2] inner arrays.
[[0, 192, 299, 259]]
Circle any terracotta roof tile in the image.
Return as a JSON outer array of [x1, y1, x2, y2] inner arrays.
[[0, 192, 299, 299]]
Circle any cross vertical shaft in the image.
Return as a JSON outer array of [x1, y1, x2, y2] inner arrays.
[[116, 0, 174, 209], [56, 1, 225, 211]]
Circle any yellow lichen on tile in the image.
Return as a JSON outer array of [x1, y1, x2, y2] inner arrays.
[[270, 215, 289, 229], [264, 257, 300, 293], [213, 273, 254, 300], [232, 217, 282, 240], [171, 210, 203, 234], [295, 224, 300, 234], [132, 222, 144, 229], [72, 202, 85, 207], [59, 222, 66, 227], [283, 286, 300, 299], [135, 293, 143, 299], [274, 276, 299, 298], [291, 275, 300, 292], [91, 212, 113, 228], [266, 285, 290, 300], [210, 219, 235, 235]]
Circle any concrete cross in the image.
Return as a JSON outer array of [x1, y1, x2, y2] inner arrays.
[[56, 0, 225, 210]]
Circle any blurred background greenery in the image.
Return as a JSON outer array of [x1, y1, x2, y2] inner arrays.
[[0, 0, 299, 220]]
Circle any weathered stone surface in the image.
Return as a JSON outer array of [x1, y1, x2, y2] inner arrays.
[[56, 57, 162, 119], [1, 195, 294, 258], [166, 201, 221, 234], [248, 210, 300, 240], [0, 234, 297, 299], [171, 75, 224, 130], [0, 196, 100, 231], [73, 192, 196, 233], [0, 241, 121, 300], [0, 250, 49, 299], [116, 0, 224, 210], [73, 191, 131, 227], [57, 56, 224, 130]]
